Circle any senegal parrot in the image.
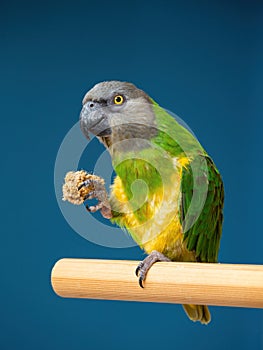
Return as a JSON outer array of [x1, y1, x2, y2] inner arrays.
[[79, 81, 224, 324]]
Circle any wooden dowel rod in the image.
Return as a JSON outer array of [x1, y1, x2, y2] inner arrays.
[[51, 259, 263, 308]]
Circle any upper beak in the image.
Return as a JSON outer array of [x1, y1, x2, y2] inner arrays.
[[80, 101, 111, 138]]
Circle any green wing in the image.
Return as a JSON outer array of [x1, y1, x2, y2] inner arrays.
[[180, 155, 224, 262]]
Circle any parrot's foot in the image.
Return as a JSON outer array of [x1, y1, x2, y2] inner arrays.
[[135, 250, 171, 288], [78, 179, 112, 219]]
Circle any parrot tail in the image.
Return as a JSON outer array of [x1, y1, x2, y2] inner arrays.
[[182, 304, 211, 324]]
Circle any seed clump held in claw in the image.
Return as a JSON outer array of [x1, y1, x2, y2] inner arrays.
[[62, 170, 104, 205]]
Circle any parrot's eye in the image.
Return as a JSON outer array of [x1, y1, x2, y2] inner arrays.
[[113, 95, 124, 105]]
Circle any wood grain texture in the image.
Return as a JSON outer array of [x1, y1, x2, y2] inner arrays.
[[51, 259, 263, 308]]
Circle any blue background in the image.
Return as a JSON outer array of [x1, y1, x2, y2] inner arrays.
[[1, 0, 263, 349]]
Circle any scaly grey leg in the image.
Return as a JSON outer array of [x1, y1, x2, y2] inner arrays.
[[135, 250, 171, 288], [78, 179, 112, 219]]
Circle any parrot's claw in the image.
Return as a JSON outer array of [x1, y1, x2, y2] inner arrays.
[[85, 202, 112, 219], [135, 262, 145, 288], [79, 178, 112, 219], [135, 250, 171, 288], [85, 202, 104, 213], [78, 179, 101, 191], [138, 276, 144, 289], [135, 262, 143, 277], [83, 190, 98, 201]]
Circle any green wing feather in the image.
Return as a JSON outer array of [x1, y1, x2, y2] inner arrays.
[[150, 101, 224, 262], [180, 155, 224, 262]]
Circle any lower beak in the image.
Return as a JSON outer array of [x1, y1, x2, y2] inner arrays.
[[80, 104, 111, 138]]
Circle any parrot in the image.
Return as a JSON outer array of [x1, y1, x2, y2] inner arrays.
[[78, 81, 224, 324]]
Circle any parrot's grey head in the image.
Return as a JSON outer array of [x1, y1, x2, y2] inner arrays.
[[80, 81, 157, 150]]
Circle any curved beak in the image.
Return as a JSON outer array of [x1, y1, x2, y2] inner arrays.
[[80, 102, 111, 139]]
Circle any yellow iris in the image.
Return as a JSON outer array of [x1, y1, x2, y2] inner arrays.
[[113, 95, 124, 105]]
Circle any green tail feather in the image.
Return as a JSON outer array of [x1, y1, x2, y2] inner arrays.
[[183, 304, 211, 324]]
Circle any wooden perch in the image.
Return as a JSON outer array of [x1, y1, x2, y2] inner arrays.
[[51, 259, 263, 308]]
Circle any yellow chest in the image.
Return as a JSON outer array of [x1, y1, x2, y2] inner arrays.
[[110, 158, 195, 261]]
